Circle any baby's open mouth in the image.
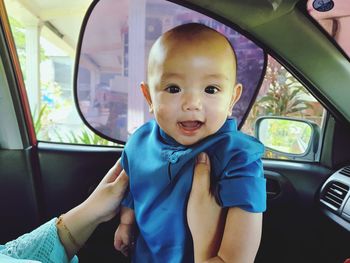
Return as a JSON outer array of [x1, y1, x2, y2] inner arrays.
[[178, 121, 203, 131]]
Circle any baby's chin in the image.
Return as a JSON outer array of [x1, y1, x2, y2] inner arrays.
[[169, 126, 223, 146], [173, 133, 214, 146]]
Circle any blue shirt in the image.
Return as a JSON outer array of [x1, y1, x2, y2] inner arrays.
[[121, 118, 266, 263]]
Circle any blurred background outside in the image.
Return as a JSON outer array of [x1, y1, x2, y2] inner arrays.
[[4, 0, 342, 159]]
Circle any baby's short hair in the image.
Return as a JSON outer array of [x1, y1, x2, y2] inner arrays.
[[147, 22, 238, 84], [162, 23, 237, 69]]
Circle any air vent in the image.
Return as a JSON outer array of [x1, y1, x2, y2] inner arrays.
[[339, 166, 350, 177], [321, 181, 349, 210]]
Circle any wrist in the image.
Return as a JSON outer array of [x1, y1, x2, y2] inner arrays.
[[63, 203, 100, 239], [78, 199, 107, 226], [120, 215, 135, 225], [120, 207, 135, 225], [58, 203, 101, 256], [56, 215, 83, 249]]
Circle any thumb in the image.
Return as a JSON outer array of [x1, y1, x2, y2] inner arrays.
[[191, 152, 211, 196], [111, 170, 129, 196], [102, 159, 123, 184]]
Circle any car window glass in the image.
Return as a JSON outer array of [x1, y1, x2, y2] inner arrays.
[[75, 0, 266, 143], [241, 56, 327, 161], [5, 0, 266, 146], [3, 0, 116, 145]]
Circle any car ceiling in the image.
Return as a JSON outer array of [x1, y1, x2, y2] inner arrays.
[[5, 0, 350, 124]]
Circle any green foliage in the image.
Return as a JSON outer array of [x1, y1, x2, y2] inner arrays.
[[255, 65, 313, 117], [263, 119, 312, 155], [8, 16, 47, 81], [241, 57, 320, 160], [243, 58, 315, 136], [9, 16, 114, 146], [33, 92, 115, 146], [66, 129, 113, 146], [52, 124, 115, 146], [8, 17, 26, 78], [33, 104, 48, 134], [8, 17, 25, 48]]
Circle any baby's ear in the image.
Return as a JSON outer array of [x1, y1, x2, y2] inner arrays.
[[140, 82, 153, 113], [228, 83, 243, 116]]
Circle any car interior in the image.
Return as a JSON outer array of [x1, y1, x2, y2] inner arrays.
[[1, 0, 350, 262]]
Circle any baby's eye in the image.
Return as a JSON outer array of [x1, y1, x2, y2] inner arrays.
[[205, 86, 219, 94], [165, 85, 181, 93]]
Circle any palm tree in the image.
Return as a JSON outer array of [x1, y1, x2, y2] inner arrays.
[[242, 56, 314, 136], [256, 59, 312, 116]]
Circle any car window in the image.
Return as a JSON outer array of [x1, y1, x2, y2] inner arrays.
[[241, 55, 327, 161], [4, 0, 327, 159], [3, 0, 116, 145], [75, 0, 266, 143], [5, 0, 265, 146]]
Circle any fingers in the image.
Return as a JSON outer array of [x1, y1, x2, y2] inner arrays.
[[114, 237, 130, 257], [191, 152, 211, 196], [121, 234, 135, 257], [114, 231, 122, 251], [113, 158, 123, 179], [114, 226, 134, 257], [114, 226, 126, 252], [102, 158, 123, 184], [111, 169, 129, 196], [120, 244, 130, 257]]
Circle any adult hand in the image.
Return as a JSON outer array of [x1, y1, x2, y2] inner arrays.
[[58, 158, 129, 259], [187, 153, 263, 263], [187, 152, 226, 263], [82, 158, 129, 223]]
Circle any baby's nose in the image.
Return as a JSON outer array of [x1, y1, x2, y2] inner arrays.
[[182, 93, 202, 111]]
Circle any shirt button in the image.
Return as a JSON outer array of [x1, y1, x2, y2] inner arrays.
[[168, 155, 178, 163]]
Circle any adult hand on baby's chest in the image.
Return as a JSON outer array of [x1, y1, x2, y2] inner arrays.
[[187, 153, 226, 261]]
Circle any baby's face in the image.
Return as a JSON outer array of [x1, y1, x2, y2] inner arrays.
[[143, 36, 241, 146]]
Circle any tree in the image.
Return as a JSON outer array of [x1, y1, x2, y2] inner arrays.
[[243, 56, 314, 136], [255, 58, 313, 117]]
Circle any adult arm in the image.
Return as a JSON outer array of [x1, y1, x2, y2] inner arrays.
[[187, 153, 262, 263], [57, 158, 129, 259], [1, 159, 128, 262]]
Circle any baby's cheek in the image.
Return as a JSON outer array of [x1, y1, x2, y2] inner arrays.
[[207, 108, 229, 130], [154, 104, 173, 119]]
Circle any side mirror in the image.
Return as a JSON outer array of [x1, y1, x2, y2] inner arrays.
[[255, 116, 320, 161]]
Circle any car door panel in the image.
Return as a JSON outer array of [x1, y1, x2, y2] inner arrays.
[[37, 143, 123, 220], [0, 148, 40, 244], [257, 160, 350, 263]]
